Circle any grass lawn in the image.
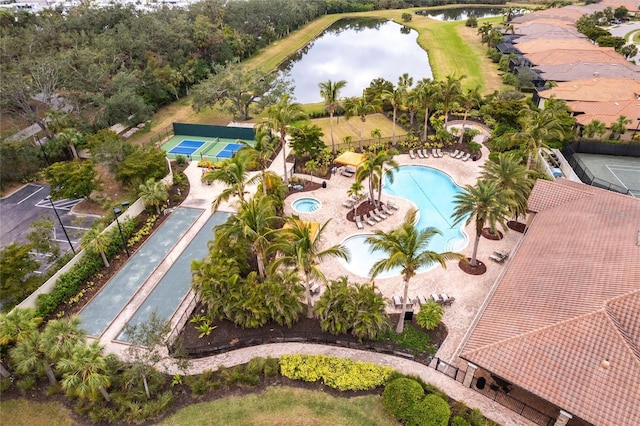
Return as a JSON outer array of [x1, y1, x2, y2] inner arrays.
[[158, 386, 398, 426], [310, 113, 403, 149], [0, 399, 76, 426]]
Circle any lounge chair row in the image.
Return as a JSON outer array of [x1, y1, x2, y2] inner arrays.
[[449, 149, 472, 161], [431, 293, 455, 306], [408, 148, 472, 161], [354, 202, 399, 229], [340, 166, 356, 177], [489, 250, 509, 264], [391, 293, 455, 308]]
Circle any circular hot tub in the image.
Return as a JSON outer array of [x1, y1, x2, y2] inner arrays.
[[292, 197, 322, 213]]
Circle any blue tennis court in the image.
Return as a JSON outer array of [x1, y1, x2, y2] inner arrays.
[[217, 142, 244, 159], [168, 140, 205, 155]]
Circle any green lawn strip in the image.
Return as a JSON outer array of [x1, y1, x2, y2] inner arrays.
[[0, 399, 76, 426], [310, 113, 403, 148], [158, 386, 397, 426]]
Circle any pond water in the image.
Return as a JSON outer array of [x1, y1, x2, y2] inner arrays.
[[416, 7, 502, 21], [280, 18, 432, 104]]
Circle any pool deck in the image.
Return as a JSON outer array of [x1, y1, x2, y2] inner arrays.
[[97, 124, 535, 426]]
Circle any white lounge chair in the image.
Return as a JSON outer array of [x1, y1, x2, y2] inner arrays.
[[451, 149, 460, 158], [461, 153, 471, 161], [381, 204, 394, 215], [431, 293, 442, 303], [387, 201, 399, 210], [489, 253, 505, 263], [431, 148, 438, 157], [455, 151, 464, 159], [355, 215, 364, 229], [363, 214, 376, 226], [422, 149, 430, 158], [342, 199, 355, 208], [409, 149, 416, 159], [436, 148, 443, 157], [310, 282, 321, 295], [418, 295, 429, 305], [392, 295, 404, 308], [369, 210, 382, 222], [441, 293, 455, 306], [374, 208, 387, 219], [417, 149, 424, 158]]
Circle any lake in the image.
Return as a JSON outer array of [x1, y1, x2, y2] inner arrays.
[[416, 7, 502, 21], [280, 18, 432, 104]]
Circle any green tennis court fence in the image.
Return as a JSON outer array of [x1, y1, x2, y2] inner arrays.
[[172, 123, 255, 141]]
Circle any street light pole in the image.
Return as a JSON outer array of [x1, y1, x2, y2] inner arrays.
[[113, 206, 130, 257], [46, 196, 75, 254]]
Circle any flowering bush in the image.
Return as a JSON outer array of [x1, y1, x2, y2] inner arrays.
[[279, 354, 392, 391]]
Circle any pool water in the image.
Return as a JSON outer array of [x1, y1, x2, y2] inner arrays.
[[339, 165, 468, 278], [292, 197, 322, 213]]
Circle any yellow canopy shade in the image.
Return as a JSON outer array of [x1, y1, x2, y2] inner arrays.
[[283, 219, 320, 239], [334, 151, 365, 168]]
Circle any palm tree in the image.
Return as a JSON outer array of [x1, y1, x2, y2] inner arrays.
[[482, 152, 533, 222], [477, 22, 493, 45], [583, 119, 607, 140], [10, 330, 58, 385], [138, 178, 168, 215], [264, 94, 308, 186], [57, 340, 112, 402], [436, 74, 465, 127], [263, 269, 304, 327], [41, 316, 86, 365], [344, 93, 380, 150], [318, 80, 347, 154], [241, 129, 278, 197], [414, 78, 437, 142], [381, 87, 404, 146], [205, 151, 259, 211], [347, 181, 364, 215], [512, 108, 565, 170], [452, 180, 512, 268], [456, 87, 482, 145], [269, 217, 350, 318], [56, 128, 82, 159], [0, 308, 42, 346], [367, 209, 463, 333], [81, 222, 111, 268], [357, 150, 399, 208], [216, 196, 279, 278], [610, 115, 631, 140]]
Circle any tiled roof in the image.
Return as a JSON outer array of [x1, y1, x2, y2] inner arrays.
[[514, 38, 594, 54], [526, 48, 629, 66], [461, 180, 640, 425], [513, 23, 582, 38], [511, 10, 584, 25], [538, 78, 640, 103], [568, 99, 640, 129], [534, 61, 640, 82]]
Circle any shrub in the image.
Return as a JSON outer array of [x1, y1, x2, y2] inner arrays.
[[406, 394, 450, 426], [468, 141, 482, 153], [452, 416, 472, 426], [175, 155, 186, 165], [264, 356, 279, 377], [416, 301, 443, 330], [381, 377, 425, 422], [387, 323, 433, 354], [17, 376, 36, 392], [279, 354, 392, 391]]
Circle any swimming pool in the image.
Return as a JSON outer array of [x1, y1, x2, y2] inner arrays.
[[292, 197, 322, 213], [339, 165, 468, 278]]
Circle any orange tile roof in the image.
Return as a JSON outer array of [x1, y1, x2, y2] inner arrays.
[[526, 48, 629, 66], [539, 78, 640, 102], [568, 99, 640, 129], [514, 38, 594, 54], [461, 180, 640, 425], [513, 23, 582, 38], [534, 61, 640, 82]]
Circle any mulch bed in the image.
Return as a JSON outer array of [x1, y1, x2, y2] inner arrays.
[[458, 258, 487, 275], [507, 221, 526, 233], [481, 228, 503, 240]]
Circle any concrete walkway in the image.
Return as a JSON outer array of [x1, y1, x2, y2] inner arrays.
[[97, 135, 536, 426]]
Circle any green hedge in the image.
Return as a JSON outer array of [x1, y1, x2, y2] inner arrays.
[[381, 377, 425, 422], [407, 394, 451, 426], [279, 354, 392, 391], [36, 218, 136, 318]]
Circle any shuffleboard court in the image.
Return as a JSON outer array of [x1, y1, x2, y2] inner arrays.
[[78, 207, 203, 337], [574, 153, 640, 197], [116, 211, 232, 342]]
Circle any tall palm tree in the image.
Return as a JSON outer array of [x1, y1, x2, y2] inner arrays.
[[452, 180, 512, 268], [205, 151, 259, 211], [318, 79, 347, 154], [456, 87, 482, 145], [414, 78, 437, 142], [477, 22, 493, 45], [10, 330, 58, 385], [241, 129, 278, 197], [138, 178, 168, 215], [216, 196, 278, 278], [56, 128, 82, 159], [57, 340, 112, 402], [512, 108, 565, 170], [436, 74, 465, 127], [367, 209, 463, 333], [269, 217, 350, 318], [610, 115, 631, 140], [381, 87, 404, 146], [344, 93, 380, 150], [583, 119, 607, 140], [482, 152, 533, 222], [264, 94, 307, 186], [81, 222, 111, 267], [356, 150, 399, 208]]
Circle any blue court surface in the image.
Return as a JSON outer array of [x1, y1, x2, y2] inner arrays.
[[78, 207, 203, 337], [217, 142, 244, 159], [168, 140, 205, 155], [116, 211, 231, 342]]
